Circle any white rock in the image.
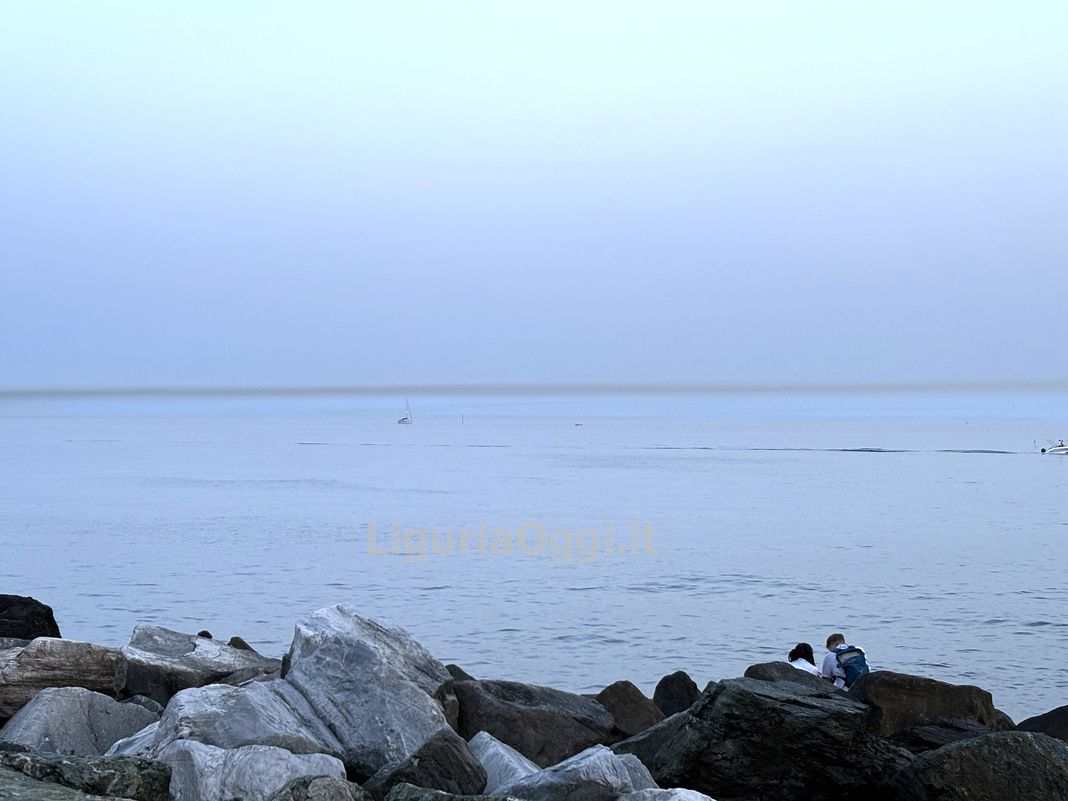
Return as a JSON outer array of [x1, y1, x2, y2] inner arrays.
[[499, 745, 658, 801], [285, 635, 449, 778], [110, 639, 448, 779], [106, 681, 344, 759], [468, 731, 540, 793], [286, 606, 449, 695], [160, 740, 345, 801], [113, 608, 451, 781]]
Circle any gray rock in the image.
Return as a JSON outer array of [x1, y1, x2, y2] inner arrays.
[[285, 606, 450, 695], [286, 635, 450, 779], [1018, 703, 1068, 742], [121, 625, 281, 705], [364, 729, 486, 800], [0, 638, 126, 721], [618, 790, 715, 801], [0, 750, 170, 801], [847, 670, 997, 737], [902, 731, 1068, 800], [498, 745, 657, 801], [0, 639, 30, 652], [744, 661, 841, 692], [468, 731, 540, 794], [160, 740, 346, 801], [594, 682, 664, 743], [610, 712, 688, 774], [0, 687, 157, 756], [888, 718, 993, 754], [651, 678, 913, 801], [0, 595, 60, 640], [450, 679, 614, 767], [651, 673, 700, 717], [269, 775, 371, 801], [107, 681, 345, 759]]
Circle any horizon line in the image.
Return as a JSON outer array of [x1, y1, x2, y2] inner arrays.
[[2, 379, 1068, 400]]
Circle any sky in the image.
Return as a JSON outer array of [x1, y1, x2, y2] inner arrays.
[[2, 2, 1066, 389]]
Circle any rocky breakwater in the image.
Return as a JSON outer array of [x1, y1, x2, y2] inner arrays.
[[0, 595, 1067, 801]]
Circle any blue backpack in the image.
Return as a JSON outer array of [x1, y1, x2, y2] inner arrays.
[[835, 645, 870, 687]]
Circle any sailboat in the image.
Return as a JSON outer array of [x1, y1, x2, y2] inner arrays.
[[397, 399, 412, 425]]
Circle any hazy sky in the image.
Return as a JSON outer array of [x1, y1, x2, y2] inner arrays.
[[2, 2, 1066, 388]]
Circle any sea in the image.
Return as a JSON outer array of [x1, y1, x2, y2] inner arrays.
[[2, 390, 1066, 721]]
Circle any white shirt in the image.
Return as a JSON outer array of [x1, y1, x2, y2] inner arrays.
[[821, 649, 846, 688], [790, 658, 821, 676]]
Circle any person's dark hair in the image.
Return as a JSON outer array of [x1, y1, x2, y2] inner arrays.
[[788, 642, 815, 665]]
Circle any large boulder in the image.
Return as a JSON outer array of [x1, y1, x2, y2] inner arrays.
[[269, 775, 371, 801], [285, 634, 450, 779], [0, 595, 60, 640], [450, 679, 614, 767], [285, 606, 450, 695], [0, 687, 158, 755], [744, 661, 837, 692], [1018, 703, 1068, 743], [160, 739, 346, 801], [594, 682, 665, 742], [0, 638, 125, 721], [112, 614, 451, 781], [901, 731, 1068, 800], [468, 731, 540, 793], [107, 681, 345, 759], [610, 712, 687, 773], [122, 625, 281, 705], [364, 729, 486, 800], [497, 745, 657, 801], [651, 672, 700, 717], [847, 671, 997, 737], [651, 678, 913, 801], [0, 750, 170, 801]]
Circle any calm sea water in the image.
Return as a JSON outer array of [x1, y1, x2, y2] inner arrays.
[[2, 392, 1066, 721]]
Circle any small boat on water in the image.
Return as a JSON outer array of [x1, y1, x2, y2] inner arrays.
[[1040, 439, 1068, 454], [397, 399, 412, 425]]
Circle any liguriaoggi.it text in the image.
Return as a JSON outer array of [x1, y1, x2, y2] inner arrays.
[[366, 521, 661, 564]]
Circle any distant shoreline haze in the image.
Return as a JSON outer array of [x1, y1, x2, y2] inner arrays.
[[4, 379, 1068, 400]]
